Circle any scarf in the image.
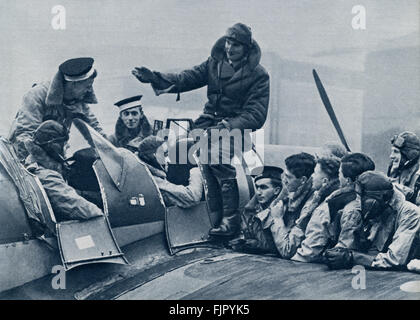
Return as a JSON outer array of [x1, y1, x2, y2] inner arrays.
[[296, 178, 340, 225], [287, 177, 314, 212]]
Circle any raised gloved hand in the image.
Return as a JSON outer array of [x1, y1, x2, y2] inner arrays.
[[323, 247, 353, 270], [131, 66, 158, 84]]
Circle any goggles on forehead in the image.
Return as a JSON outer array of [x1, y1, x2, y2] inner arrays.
[[391, 135, 420, 150], [391, 135, 405, 148]]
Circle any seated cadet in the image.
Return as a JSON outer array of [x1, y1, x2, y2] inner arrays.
[[323, 171, 420, 270], [24, 120, 103, 222], [327, 153, 375, 250], [284, 157, 341, 262], [251, 153, 316, 257], [137, 136, 203, 208], [8, 57, 105, 161], [291, 154, 374, 262], [229, 166, 283, 253], [387, 131, 420, 205], [108, 95, 152, 150]]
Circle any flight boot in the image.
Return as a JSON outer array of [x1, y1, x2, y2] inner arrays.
[[209, 178, 240, 237]]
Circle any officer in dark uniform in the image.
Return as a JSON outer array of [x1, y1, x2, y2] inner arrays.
[[8, 57, 105, 161]]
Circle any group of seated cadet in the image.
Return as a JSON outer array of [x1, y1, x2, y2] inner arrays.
[[324, 171, 420, 270], [229, 143, 420, 272]]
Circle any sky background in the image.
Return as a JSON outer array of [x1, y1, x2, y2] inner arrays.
[[0, 0, 418, 168]]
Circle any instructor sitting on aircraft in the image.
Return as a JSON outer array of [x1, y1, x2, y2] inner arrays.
[[323, 171, 420, 270], [8, 57, 105, 161], [109, 95, 152, 150], [24, 120, 103, 221], [137, 136, 203, 208], [132, 22, 270, 237]]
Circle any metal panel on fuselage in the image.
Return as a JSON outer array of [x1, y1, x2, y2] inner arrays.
[[0, 137, 56, 243], [0, 162, 33, 244], [93, 150, 166, 228], [56, 216, 128, 270], [165, 201, 213, 255]]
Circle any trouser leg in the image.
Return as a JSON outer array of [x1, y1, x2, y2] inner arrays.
[[201, 127, 242, 237], [208, 177, 240, 237]]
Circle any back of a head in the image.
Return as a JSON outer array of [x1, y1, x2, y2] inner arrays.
[[317, 157, 340, 180], [341, 152, 375, 181], [137, 136, 165, 159], [320, 142, 348, 159], [285, 152, 316, 179]]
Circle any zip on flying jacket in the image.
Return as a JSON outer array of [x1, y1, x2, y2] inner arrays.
[[8, 71, 104, 161], [149, 36, 270, 131], [143, 162, 203, 209]]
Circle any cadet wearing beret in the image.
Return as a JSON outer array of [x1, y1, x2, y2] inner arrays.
[[108, 95, 152, 151], [8, 57, 105, 161]]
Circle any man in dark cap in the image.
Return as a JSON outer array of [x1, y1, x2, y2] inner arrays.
[[229, 165, 283, 253], [132, 23, 270, 238], [137, 136, 203, 208], [109, 95, 152, 151], [8, 57, 105, 161], [387, 131, 420, 205], [24, 120, 103, 221], [323, 171, 420, 270]]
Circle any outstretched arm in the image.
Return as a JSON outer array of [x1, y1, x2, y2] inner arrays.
[[132, 59, 209, 96]]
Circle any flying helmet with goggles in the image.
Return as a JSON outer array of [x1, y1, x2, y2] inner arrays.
[[391, 131, 420, 161]]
